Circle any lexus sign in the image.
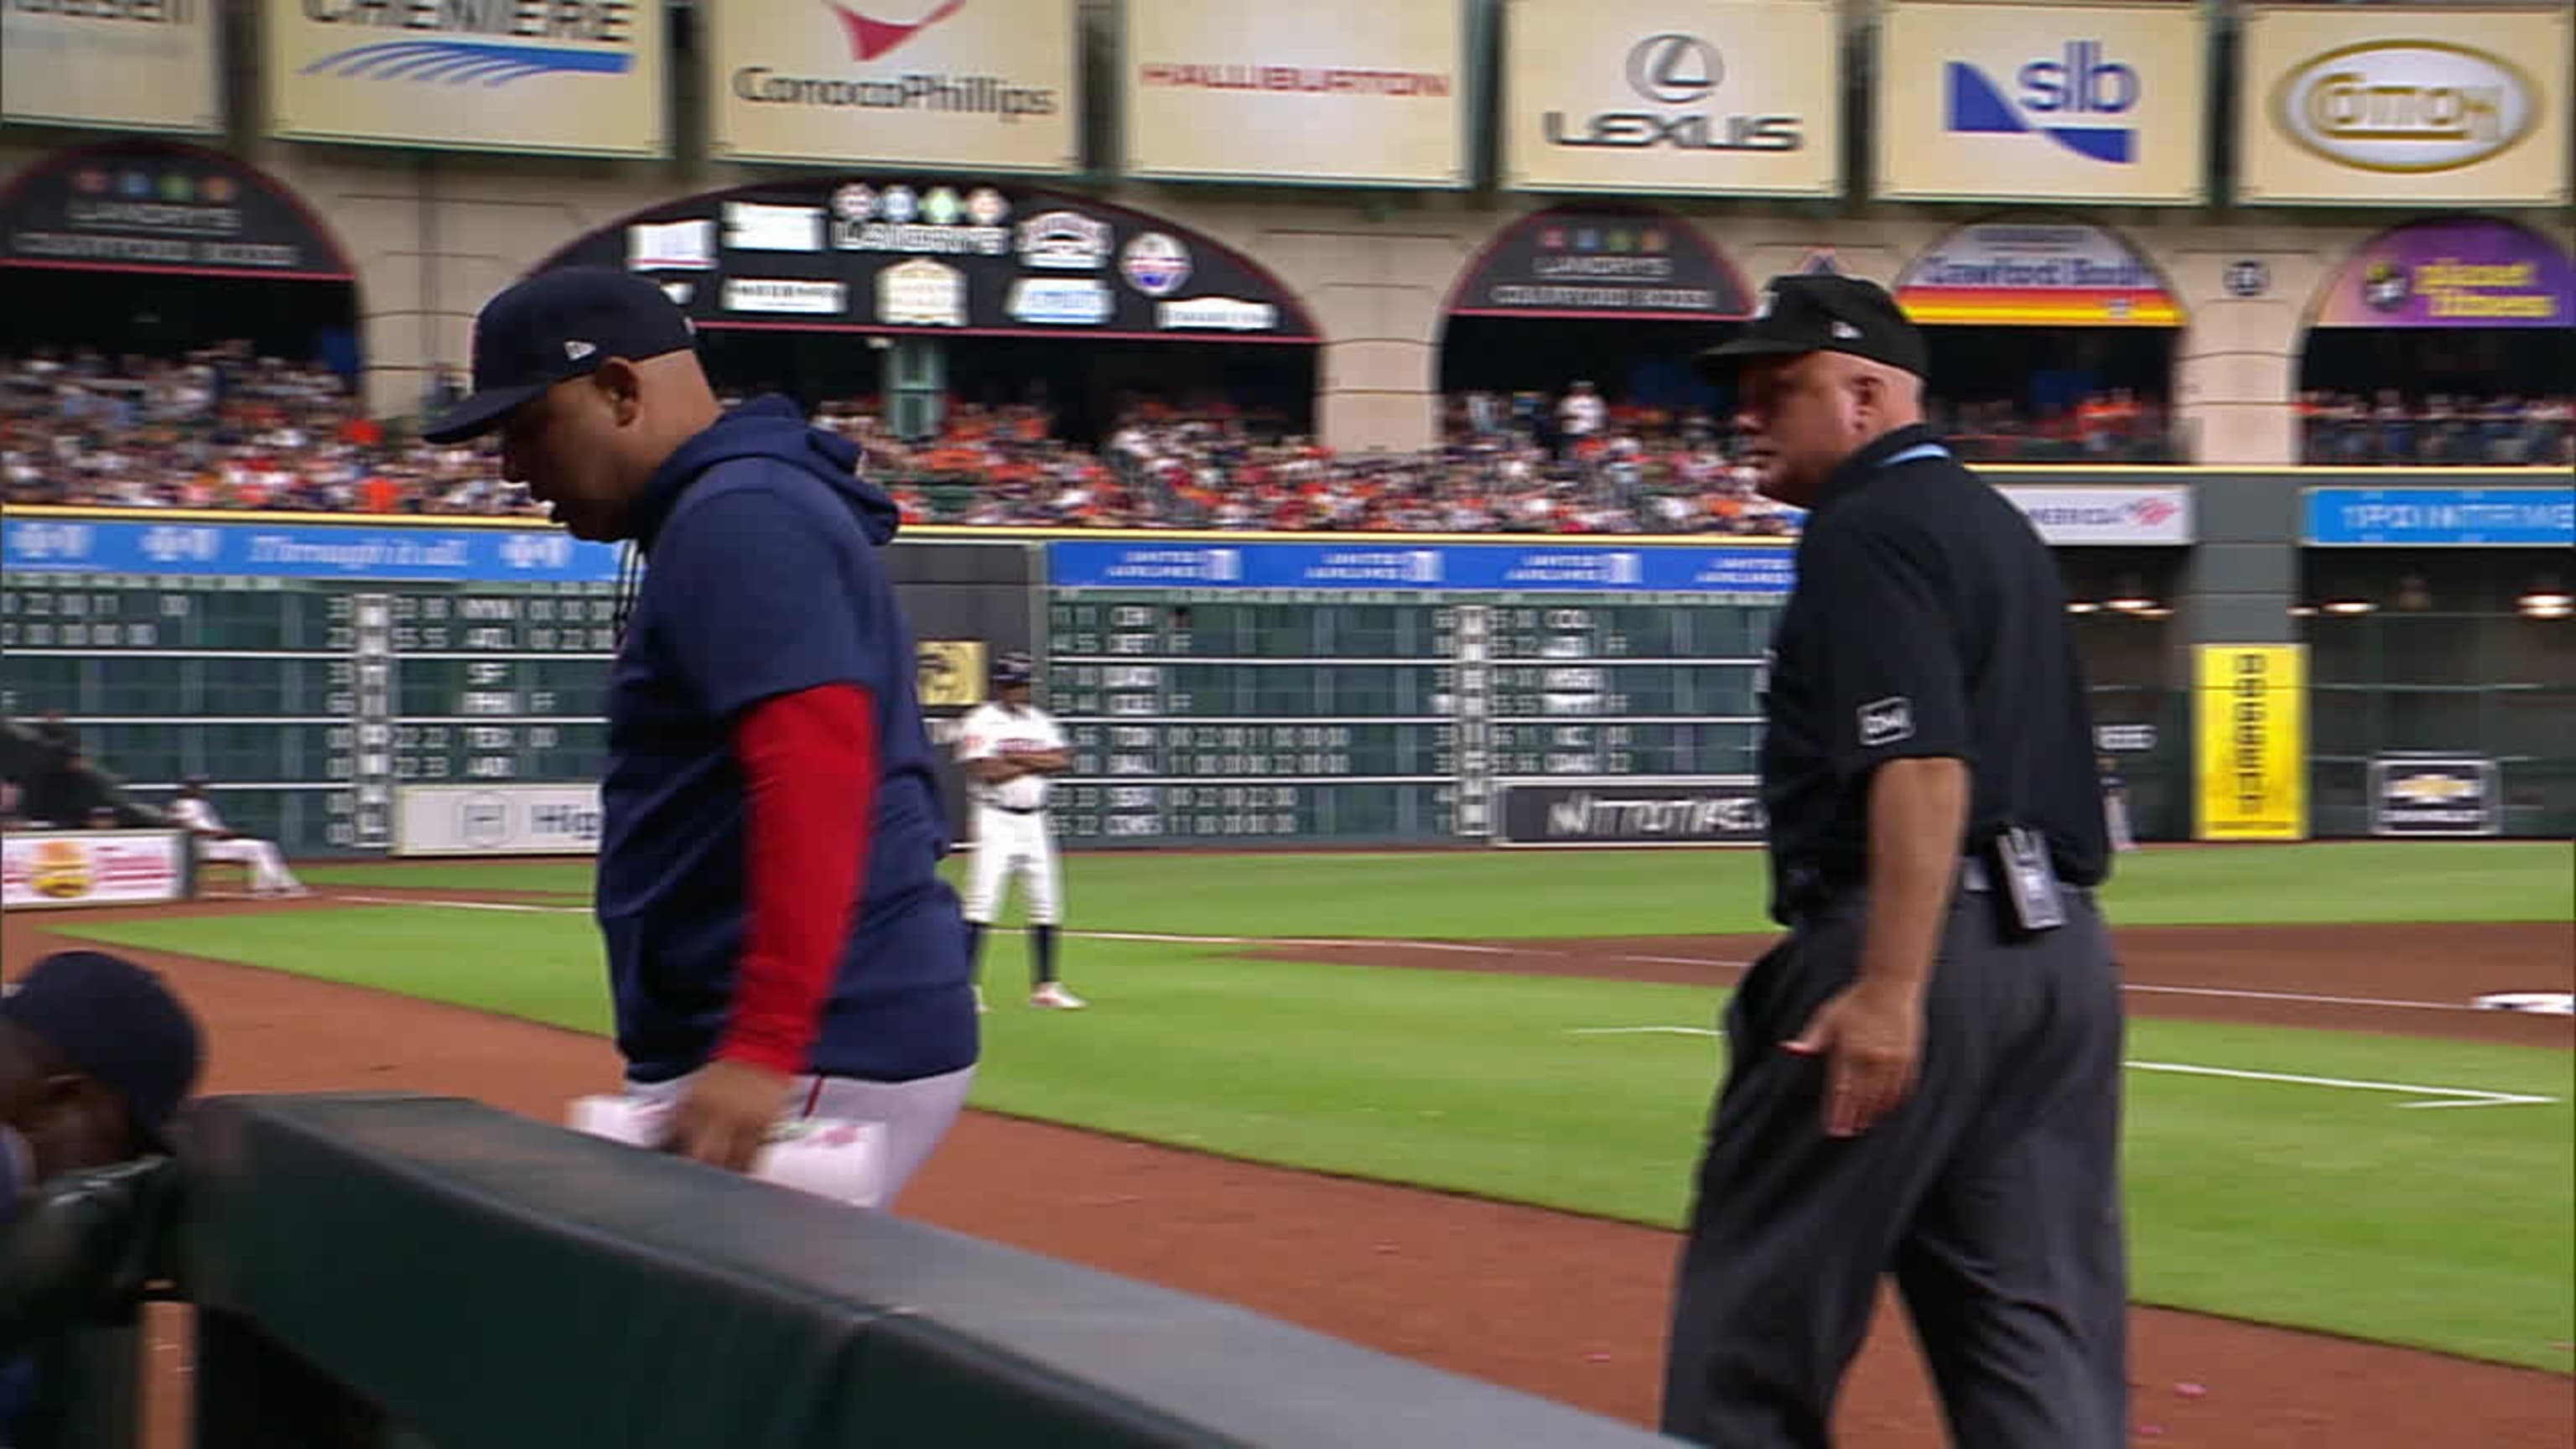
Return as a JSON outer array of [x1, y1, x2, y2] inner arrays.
[[1504, 0, 1840, 196]]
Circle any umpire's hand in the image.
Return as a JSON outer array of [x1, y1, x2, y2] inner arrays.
[[671, 1058, 792, 1172], [1783, 979, 1925, 1138]]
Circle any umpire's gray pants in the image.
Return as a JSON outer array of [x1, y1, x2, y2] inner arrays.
[[1660, 886, 2129, 1448]]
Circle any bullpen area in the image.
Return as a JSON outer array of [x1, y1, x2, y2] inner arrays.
[[9, 839, 2570, 1447]]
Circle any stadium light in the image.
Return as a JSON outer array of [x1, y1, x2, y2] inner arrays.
[[2322, 599, 2377, 615], [2517, 577, 2571, 618], [2065, 600, 2101, 614], [2106, 596, 2156, 613]]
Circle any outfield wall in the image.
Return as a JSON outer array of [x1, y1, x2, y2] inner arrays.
[[3, 470, 2568, 856]]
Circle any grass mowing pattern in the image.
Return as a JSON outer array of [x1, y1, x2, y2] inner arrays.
[[57, 905, 2575, 1370], [290, 840, 2576, 939]]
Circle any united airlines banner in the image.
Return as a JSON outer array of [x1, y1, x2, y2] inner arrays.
[[1, 517, 626, 584], [1046, 540, 1796, 595], [263, 0, 669, 158], [3, 0, 221, 135], [1501, 0, 1839, 198], [707, 0, 1078, 173], [1119, 0, 1469, 187], [2236, 6, 2571, 207], [1874, 0, 2209, 204]]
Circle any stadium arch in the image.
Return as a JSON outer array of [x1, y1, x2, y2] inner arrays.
[[2292, 213, 2576, 467], [1890, 214, 2189, 465], [527, 179, 1323, 448], [0, 138, 362, 377], [1433, 203, 1754, 441]]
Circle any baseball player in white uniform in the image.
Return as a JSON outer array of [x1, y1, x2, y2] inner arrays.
[[169, 776, 308, 896], [956, 652, 1083, 1010]]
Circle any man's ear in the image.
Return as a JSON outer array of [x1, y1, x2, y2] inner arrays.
[[591, 357, 645, 427]]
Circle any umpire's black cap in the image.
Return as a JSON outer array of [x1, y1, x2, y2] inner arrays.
[[423, 267, 698, 444], [1696, 273, 1928, 382], [994, 651, 1035, 688]]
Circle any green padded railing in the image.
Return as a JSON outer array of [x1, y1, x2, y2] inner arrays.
[[174, 1093, 1682, 1449]]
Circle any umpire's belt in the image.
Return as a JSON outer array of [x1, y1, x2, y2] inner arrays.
[[1784, 855, 1996, 927]]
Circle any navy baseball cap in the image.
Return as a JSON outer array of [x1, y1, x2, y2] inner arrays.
[[1, 950, 203, 1153], [422, 266, 697, 444], [994, 651, 1035, 687], [1696, 273, 1928, 382]]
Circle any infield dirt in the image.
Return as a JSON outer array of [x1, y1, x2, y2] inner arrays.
[[5, 891, 2568, 1448]]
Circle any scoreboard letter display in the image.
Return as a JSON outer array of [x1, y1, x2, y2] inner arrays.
[[2, 517, 1789, 854]]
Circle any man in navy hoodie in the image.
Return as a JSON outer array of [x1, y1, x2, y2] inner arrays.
[[423, 267, 978, 1202]]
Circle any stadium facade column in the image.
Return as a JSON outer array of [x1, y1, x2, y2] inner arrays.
[[1287, 212, 1450, 453], [2173, 471, 2302, 654], [2160, 243, 2316, 468]]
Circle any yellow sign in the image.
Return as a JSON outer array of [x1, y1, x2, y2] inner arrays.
[[4, 0, 221, 134], [1874, 1, 2210, 204], [1501, 0, 1840, 197], [2194, 645, 2308, 841], [2236, 6, 2571, 206], [916, 640, 986, 709], [707, 0, 1077, 172], [1120, 0, 1468, 187], [264, 0, 668, 158]]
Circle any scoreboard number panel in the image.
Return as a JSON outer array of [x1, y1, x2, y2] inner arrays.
[[3, 522, 1788, 854]]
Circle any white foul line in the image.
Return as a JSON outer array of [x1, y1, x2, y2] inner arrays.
[[1566, 1029, 2562, 1110], [319, 894, 2553, 1029], [2122, 1060, 2558, 1110]]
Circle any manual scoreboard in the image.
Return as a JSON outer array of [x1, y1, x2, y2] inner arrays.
[[1, 517, 1789, 854]]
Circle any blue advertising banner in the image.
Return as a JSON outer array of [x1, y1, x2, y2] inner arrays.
[[0, 517, 1803, 594], [2303, 488, 2576, 548], [1043, 540, 1797, 594], [0, 517, 624, 583]]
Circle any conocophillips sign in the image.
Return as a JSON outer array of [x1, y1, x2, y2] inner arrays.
[[1997, 486, 2193, 546], [2238, 6, 2571, 205]]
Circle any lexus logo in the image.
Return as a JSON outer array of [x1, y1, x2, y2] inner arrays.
[[1628, 34, 1721, 104]]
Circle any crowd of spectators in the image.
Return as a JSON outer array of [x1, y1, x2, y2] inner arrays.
[[2298, 392, 2575, 467], [8, 347, 2567, 532]]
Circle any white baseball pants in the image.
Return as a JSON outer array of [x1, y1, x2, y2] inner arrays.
[[962, 806, 1059, 926]]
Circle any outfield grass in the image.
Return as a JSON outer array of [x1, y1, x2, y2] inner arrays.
[[58, 902, 2576, 1371], [292, 839, 2576, 938]]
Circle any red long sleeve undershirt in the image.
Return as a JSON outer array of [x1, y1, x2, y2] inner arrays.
[[717, 683, 879, 1076]]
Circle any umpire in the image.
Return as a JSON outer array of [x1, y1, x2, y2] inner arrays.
[[1661, 274, 2128, 1448]]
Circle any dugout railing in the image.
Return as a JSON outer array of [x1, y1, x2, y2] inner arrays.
[[16, 1093, 1683, 1449]]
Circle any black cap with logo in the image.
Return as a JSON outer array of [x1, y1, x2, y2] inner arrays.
[[422, 267, 698, 444], [1, 950, 203, 1153], [1695, 273, 1928, 382]]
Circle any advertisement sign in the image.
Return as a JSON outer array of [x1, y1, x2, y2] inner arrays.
[[1446, 206, 1753, 320], [1, 831, 188, 910], [2194, 645, 2308, 842], [708, 0, 1076, 173], [1120, 0, 1468, 187], [2310, 217, 2574, 330], [394, 785, 602, 857], [3, 0, 221, 134], [0, 142, 353, 282], [2, 516, 625, 583], [2369, 756, 2501, 837], [264, 0, 668, 158], [1497, 782, 1767, 847], [549, 179, 1321, 342], [1895, 221, 2183, 326], [1875, 0, 2209, 204], [2302, 487, 2575, 548], [2237, 6, 2571, 206], [1997, 486, 2193, 545], [1501, 0, 1839, 197], [1045, 540, 1794, 594]]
